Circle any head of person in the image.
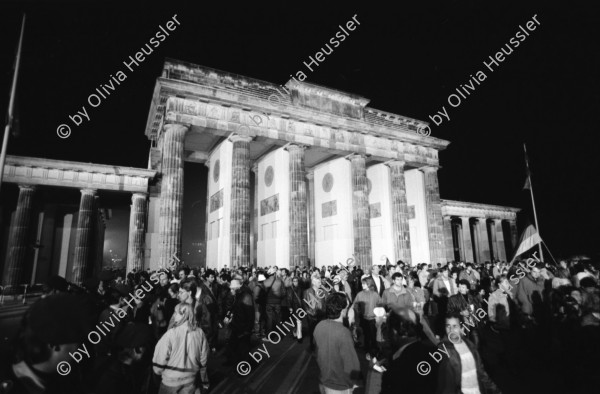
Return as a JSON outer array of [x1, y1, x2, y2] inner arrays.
[[114, 323, 154, 364], [362, 276, 376, 292], [371, 264, 381, 276], [279, 268, 289, 279], [292, 277, 300, 288], [445, 312, 464, 344], [302, 271, 309, 279], [168, 283, 179, 299], [457, 279, 470, 295], [408, 272, 420, 288], [205, 269, 216, 283], [559, 260, 567, 269], [178, 267, 189, 280], [466, 263, 473, 273], [338, 269, 348, 281], [580, 277, 597, 291], [440, 264, 449, 278], [230, 278, 243, 295], [451, 270, 458, 281], [387, 307, 422, 346], [392, 272, 404, 288], [530, 264, 542, 280], [324, 293, 349, 320], [171, 302, 197, 329], [158, 272, 170, 287], [178, 279, 197, 304], [15, 294, 93, 375], [311, 274, 322, 289], [570, 288, 583, 305], [496, 275, 512, 293]]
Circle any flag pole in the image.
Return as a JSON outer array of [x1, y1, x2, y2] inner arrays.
[[0, 14, 26, 195], [524, 143, 544, 262]]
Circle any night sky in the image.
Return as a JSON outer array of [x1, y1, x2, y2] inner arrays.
[[1, 0, 598, 263]]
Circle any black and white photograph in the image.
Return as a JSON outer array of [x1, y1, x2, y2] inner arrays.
[[0, 1, 599, 393]]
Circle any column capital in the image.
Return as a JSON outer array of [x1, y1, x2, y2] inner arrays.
[[80, 188, 97, 196], [443, 215, 453, 221], [420, 165, 440, 173], [251, 163, 259, 173], [345, 153, 369, 162], [306, 170, 314, 181], [17, 184, 37, 191], [478, 217, 488, 223], [384, 160, 406, 169], [132, 192, 148, 200], [284, 143, 307, 152], [492, 218, 503, 224], [163, 123, 190, 134], [459, 216, 471, 221], [228, 134, 253, 143]]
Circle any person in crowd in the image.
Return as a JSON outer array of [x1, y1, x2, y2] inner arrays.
[[382, 272, 414, 311], [352, 276, 382, 360], [459, 263, 479, 291], [95, 323, 155, 394], [380, 308, 438, 394], [153, 303, 209, 394], [288, 276, 305, 343], [224, 278, 254, 366], [303, 273, 327, 351], [488, 275, 511, 330], [263, 267, 285, 337], [369, 264, 386, 297], [253, 273, 267, 337], [313, 293, 361, 394], [433, 265, 457, 298], [436, 312, 501, 394], [515, 263, 545, 326], [195, 278, 218, 352], [1, 293, 94, 394], [448, 279, 481, 347]]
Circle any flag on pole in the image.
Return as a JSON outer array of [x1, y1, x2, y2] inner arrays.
[[511, 225, 543, 262], [523, 144, 532, 190]]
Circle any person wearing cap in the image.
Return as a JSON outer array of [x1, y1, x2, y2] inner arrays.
[[153, 303, 209, 393], [95, 323, 155, 394], [224, 279, 254, 366], [1, 294, 93, 394]]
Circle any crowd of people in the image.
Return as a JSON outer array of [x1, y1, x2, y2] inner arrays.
[[0, 255, 598, 394]]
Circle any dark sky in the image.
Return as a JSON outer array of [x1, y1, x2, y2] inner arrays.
[[1, 0, 598, 261]]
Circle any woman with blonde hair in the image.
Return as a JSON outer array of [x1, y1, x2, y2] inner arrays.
[[153, 302, 209, 394]]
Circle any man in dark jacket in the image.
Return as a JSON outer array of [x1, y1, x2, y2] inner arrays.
[[224, 279, 255, 365], [436, 313, 501, 394], [515, 264, 545, 325]]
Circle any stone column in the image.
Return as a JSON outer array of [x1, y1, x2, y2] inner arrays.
[[509, 219, 518, 259], [287, 144, 308, 267], [306, 171, 315, 267], [455, 221, 464, 261], [3, 185, 36, 289], [387, 161, 411, 264], [251, 164, 258, 267], [493, 219, 507, 261], [230, 135, 252, 268], [489, 218, 499, 261], [204, 161, 211, 268], [158, 123, 188, 268], [349, 154, 372, 270], [477, 217, 491, 263], [422, 166, 445, 264], [126, 193, 147, 273], [443, 216, 454, 261], [72, 188, 97, 284], [459, 217, 474, 263]]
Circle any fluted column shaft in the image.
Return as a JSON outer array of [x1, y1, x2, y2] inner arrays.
[[3, 185, 36, 289], [127, 193, 148, 272], [443, 216, 454, 261], [307, 171, 315, 267], [477, 218, 491, 263], [388, 161, 411, 264], [288, 145, 308, 267], [72, 188, 97, 284], [158, 124, 188, 268], [422, 167, 445, 264], [230, 135, 252, 267], [490, 219, 499, 261], [349, 155, 372, 270], [493, 219, 507, 261], [460, 217, 474, 263], [509, 220, 518, 259]]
